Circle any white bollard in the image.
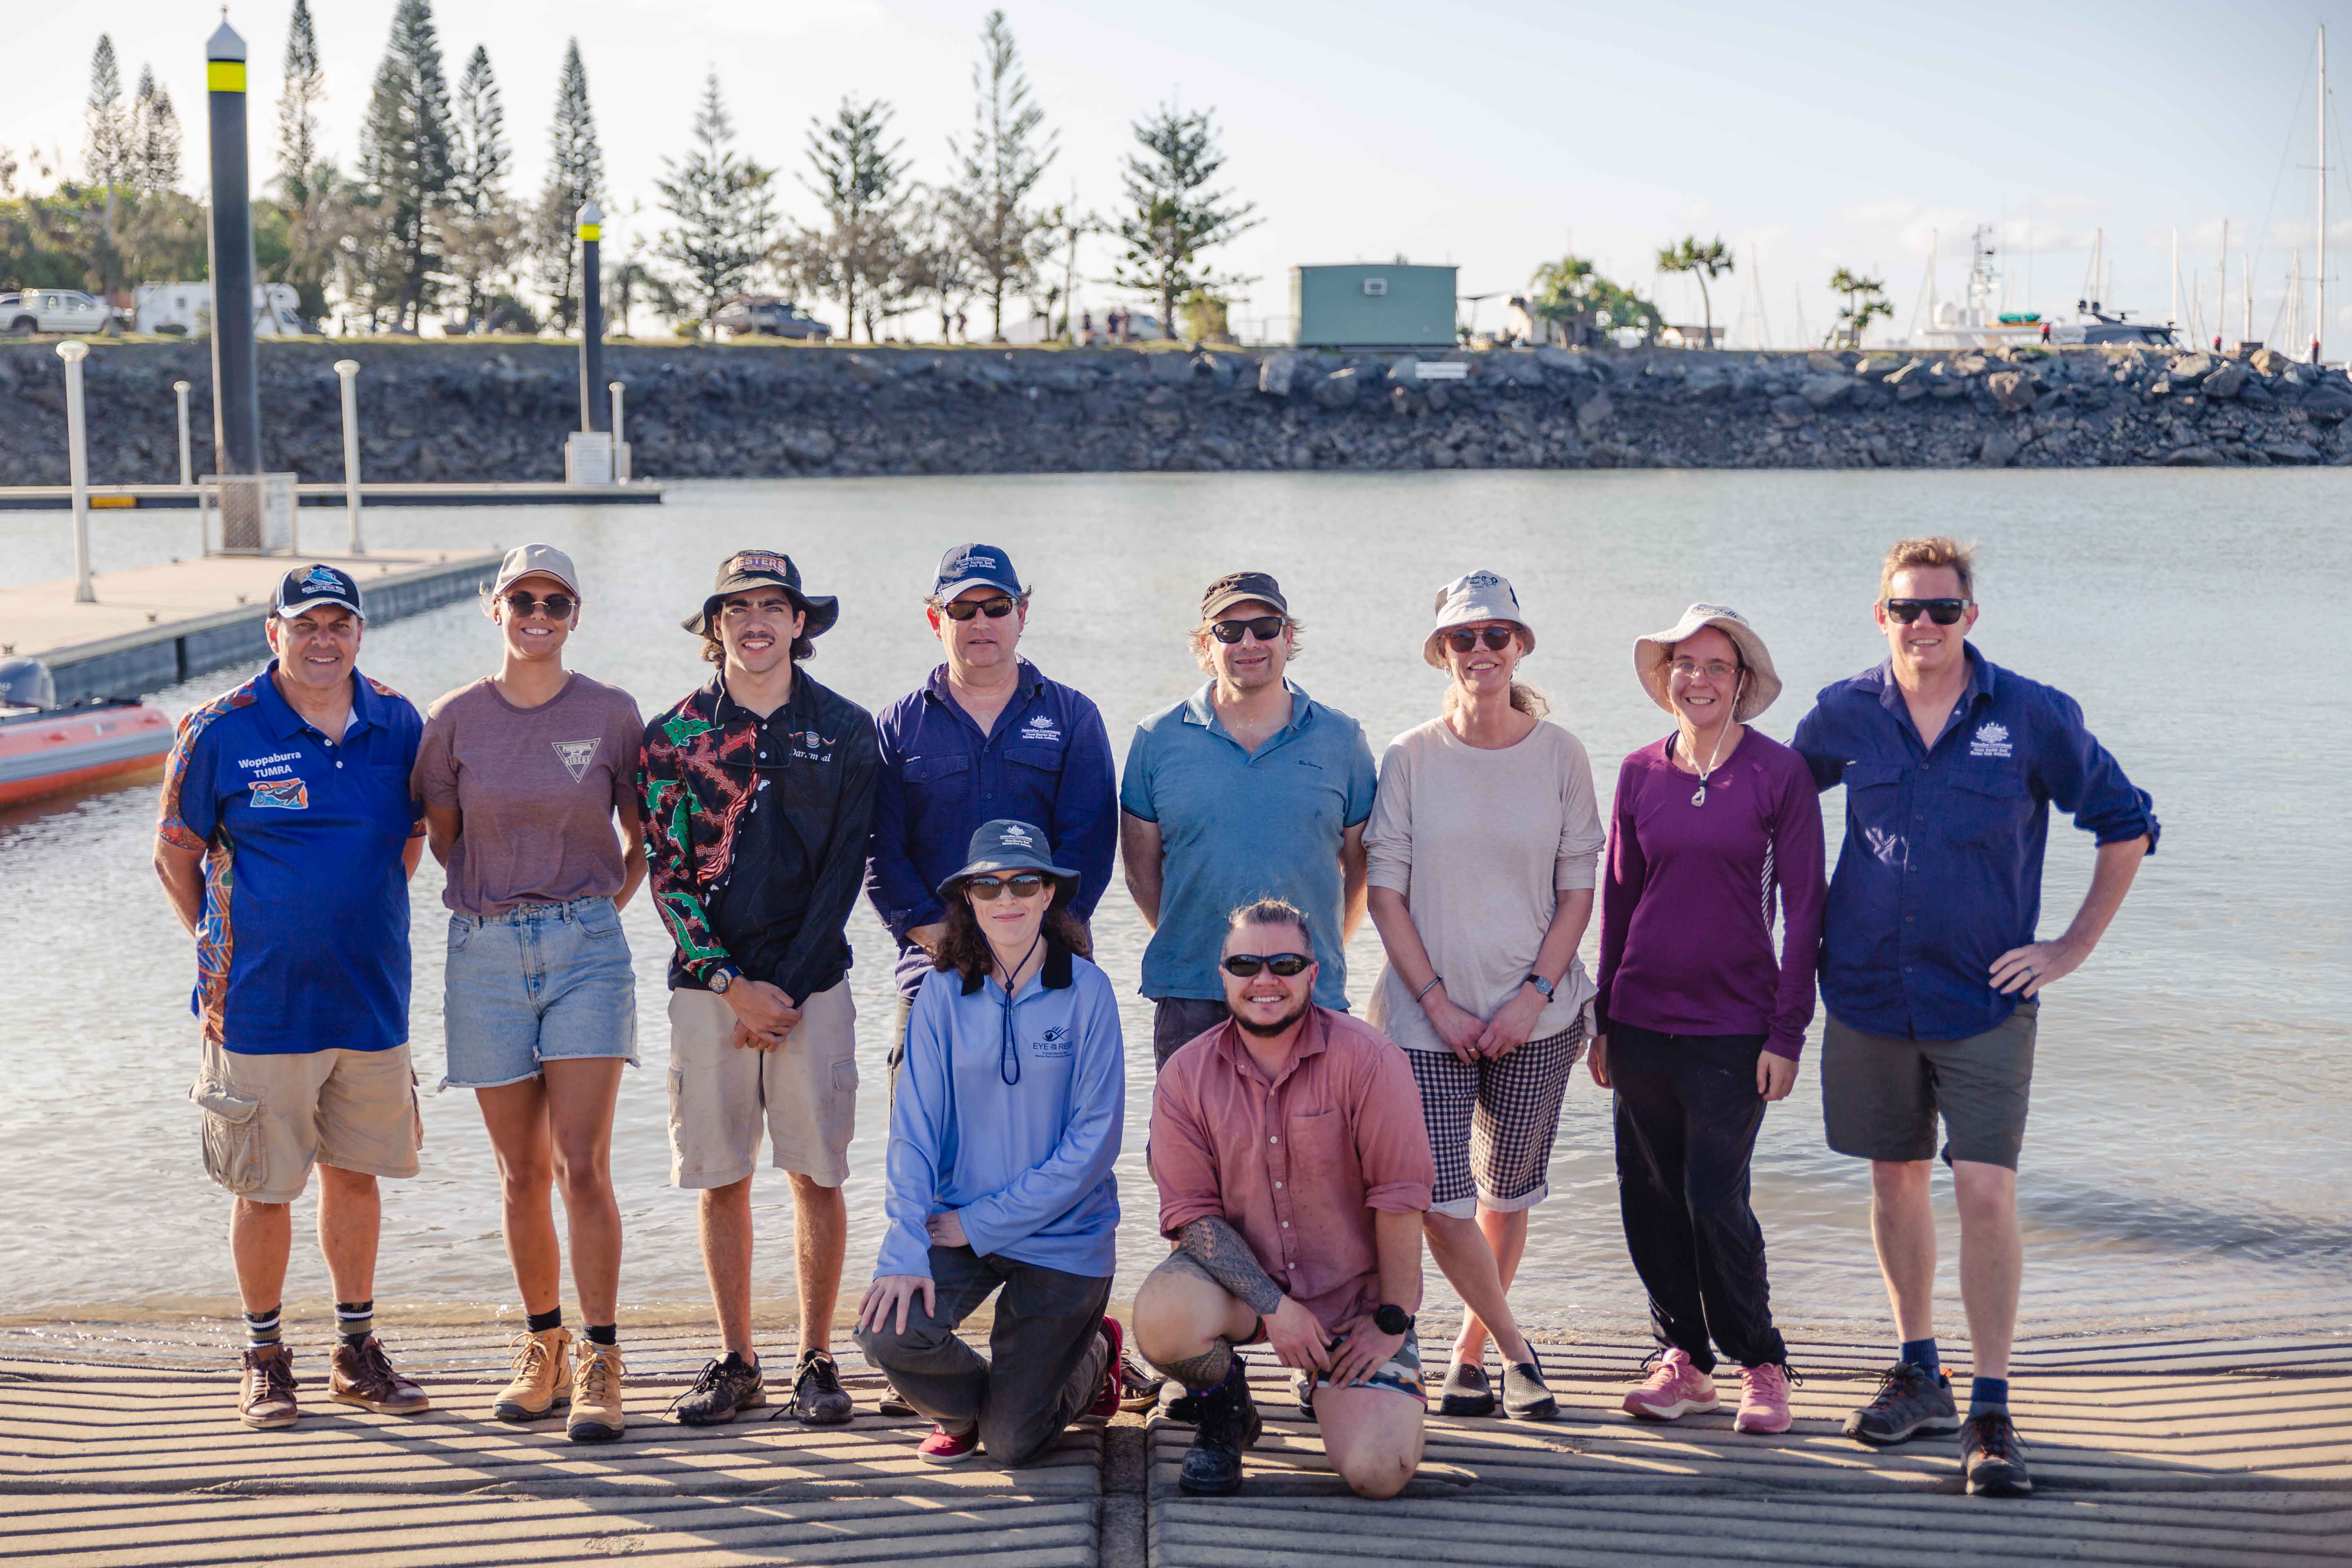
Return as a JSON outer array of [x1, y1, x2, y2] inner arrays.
[[334, 359, 365, 556], [58, 342, 94, 604], [608, 380, 628, 482], [173, 380, 194, 488]]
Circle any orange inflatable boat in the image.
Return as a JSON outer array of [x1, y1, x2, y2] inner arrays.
[[0, 659, 173, 808]]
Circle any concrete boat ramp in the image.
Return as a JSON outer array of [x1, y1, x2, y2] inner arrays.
[[2, 1323, 2346, 1566]]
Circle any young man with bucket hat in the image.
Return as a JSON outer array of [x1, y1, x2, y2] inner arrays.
[[1792, 537, 2157, 1497], [154, 564, 432, 1430], [1590, 602, 1824, 1437], [639, 549, 880, 1427]]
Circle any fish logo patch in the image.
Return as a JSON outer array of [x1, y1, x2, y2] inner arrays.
[[1969, 721, 2013, 759], [552, 739, 599, 782], [1033, 1024, 1073, 1058], [249, 778, 310, 810]]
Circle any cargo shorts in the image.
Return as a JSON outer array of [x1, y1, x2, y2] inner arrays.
[[189, 1038, 423, 1205], [1822, 1001, 2038, 1169], [667, 981, 858, 1189]]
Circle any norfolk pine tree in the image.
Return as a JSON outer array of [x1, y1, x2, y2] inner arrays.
[[358, 0, 455, 331], [656, 71, 777, 329], [438, 45, 519, 328], [783, 96, 910, 342], [277, 0, 326, 207], [1112, 104, 1258, 341], [130, 67, 183, 196], [534, 39, 604, 332], [947, 10, 1054, 340]]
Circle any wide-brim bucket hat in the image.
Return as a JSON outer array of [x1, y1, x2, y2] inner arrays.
[[683, 548, 841, 638], [1423, 569, 1533, 668], [935, 819, 1080, 900], [1633, 602, 1782, 722]]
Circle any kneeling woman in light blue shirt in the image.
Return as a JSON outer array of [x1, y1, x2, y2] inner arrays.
[[855, 819, 1127, 1466]]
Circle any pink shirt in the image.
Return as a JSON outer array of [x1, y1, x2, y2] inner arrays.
[[1150, 1007, 1434, 1326]]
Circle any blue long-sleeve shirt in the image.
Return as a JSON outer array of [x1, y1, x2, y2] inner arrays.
[[864, 661, 1118, 1000], [1791, 646, 2158, 1042], [878, 942, 1125, 1279]]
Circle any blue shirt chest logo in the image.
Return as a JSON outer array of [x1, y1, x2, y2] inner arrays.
[[249, 777, 310, 810], [1032, 1023, 1073, 1058]]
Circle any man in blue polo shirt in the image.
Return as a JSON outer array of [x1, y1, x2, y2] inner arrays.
[[154, 564, 431, 1432], [1792, 536, 2156, 1500], [1120, 570, 1379, 1067]]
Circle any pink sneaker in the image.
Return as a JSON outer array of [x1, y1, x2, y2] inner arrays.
[[1622, 1348, 1718, 1421], [1734, 1362, 1793, 1434], [917, 1423, 980, 1463]]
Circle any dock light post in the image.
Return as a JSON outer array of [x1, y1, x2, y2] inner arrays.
[[58, 342, 94, 604], [173, 380, 193, 487], [205, 17, 265, 548], [334, 359, 365, 555], [579, 202, 606, 433]]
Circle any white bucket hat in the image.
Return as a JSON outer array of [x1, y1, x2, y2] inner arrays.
[[1423, 570, 1533, 669], [1633, 603, 1782, 722]]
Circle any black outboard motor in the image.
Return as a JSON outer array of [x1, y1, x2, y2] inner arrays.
[[0, 656, 58, 710]]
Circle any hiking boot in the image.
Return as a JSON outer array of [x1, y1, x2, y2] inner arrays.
[[238, 1343, 299, 1430], [918, 1423, 980, 1463], [1082, 1317, 1126, 1425], [329, 1334, 430, 1415], [1734, 1362, 1795, 1435], [671, 1352, 765, 1425], [1501, 1356, 1559, 1421], [492, 1327, 572, 1423], [877, 1383, 916, 1418], [792, 1348, 854, 1425], [1438, 1361, 1495, 1418], [1118, 1351, 1168, 1412], [1842, 1361, 1961, 1446], [1623, 1347, 1717, 1421], [566, 1342, 626, 1444], [1171, 1359, 1262, 1497], [1962, 1410, 2033, 1496]]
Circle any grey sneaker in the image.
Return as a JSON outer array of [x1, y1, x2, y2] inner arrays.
[[792, 1348, 854, 1426], [1842, 1362, 1962, 1446], [1962, 1410, 2033, 1496], [1438, 1361, 1495, 1417], [670, 1352, 765, 1426], [1501, 1357, 1558, 1421]]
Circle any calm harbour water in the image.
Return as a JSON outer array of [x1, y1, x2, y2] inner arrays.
[[2, 470, 2346, 1348]]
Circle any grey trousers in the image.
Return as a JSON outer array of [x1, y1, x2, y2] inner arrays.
[[1150, 996, 1232, 1071], [853, 1243, 1112, 1466]]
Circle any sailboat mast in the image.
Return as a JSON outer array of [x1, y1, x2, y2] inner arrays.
[[2217, 218, 2229, 352], [2243, 247, 2254, 345], [2171, 227, 2182, 330], [2319, 24, 2329, 363]]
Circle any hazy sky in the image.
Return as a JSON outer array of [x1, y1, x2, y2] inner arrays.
[[11, 0, 2352, 348]]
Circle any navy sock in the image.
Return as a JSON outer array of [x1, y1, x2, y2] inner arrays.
[[584, 1323, 618, 1347], [1900, 1336, 1940, 1375], [1969, 1375, 2009, 1415], [526, 1306, 563, 1334]]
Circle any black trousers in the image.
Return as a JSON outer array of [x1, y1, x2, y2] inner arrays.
[[1610, 1023, 1787, 1373]]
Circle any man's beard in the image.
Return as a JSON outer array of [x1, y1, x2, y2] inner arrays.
[[1234, 996, 1312, 1038]]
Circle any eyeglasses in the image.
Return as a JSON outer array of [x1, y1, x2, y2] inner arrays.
[[967, 873, 1049, 901], [1669, 659, 1740, 681], [503, 592, 576, 619], [1883, 597, 1971, 625], [1446, 627, 1517, 654], [943, 596, 1017, 621], [1210, 615, 1288, 644], [1221, 952, 1313, 978]]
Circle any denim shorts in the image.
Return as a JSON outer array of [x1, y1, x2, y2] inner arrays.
[[442, 895, 638, 1089]]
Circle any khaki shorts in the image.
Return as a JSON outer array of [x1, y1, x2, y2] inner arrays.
[[1822, 1002, 2038, 1170], [667, 982, 858, 1189], [189, 1039, 422, 1205]]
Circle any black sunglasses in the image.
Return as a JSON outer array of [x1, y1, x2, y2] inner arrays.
[[1883, 597, 1970, 625], [503, 591, 576, 618], [1222, 952, 1312, 978], [943, 595, 1018, 621], [1446, 627, 1517, 653], [967, 873, 1049, 901], [1211, 615, 1288, 644]]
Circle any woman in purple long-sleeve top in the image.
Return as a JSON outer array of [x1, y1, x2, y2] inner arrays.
[[1589, 604, 1825, 1439]]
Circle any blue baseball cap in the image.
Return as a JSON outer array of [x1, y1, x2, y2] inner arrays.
[[933, 543, 1024, 601], [273, 563, 367, 621]]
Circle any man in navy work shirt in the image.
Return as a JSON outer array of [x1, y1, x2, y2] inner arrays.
[[154, 564, 432, 1433], [1792, 536, 2156, 1501]]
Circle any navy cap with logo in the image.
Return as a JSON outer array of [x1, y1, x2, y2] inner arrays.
[[933, 542, 1025, 602], [683, 548, 840, 637], [936, 818, 1081, 899], [272, 563, 368, 621]]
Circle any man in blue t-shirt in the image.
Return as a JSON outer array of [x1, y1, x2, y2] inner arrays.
[[1120, 570, 1379, 1068], [154, 565, 430, 1432]]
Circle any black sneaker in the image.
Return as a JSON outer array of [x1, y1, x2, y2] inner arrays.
[[1438, 1361, 1495, 1418], [1170, 1359, 1262, 1496], [1962, 1410, 2033, 1496], [792, 1348, 855, 1426], [1842, 1361, 1961, 1446], [670, 1352, 765, 1426], [1501, 1356, 1558, 1422]]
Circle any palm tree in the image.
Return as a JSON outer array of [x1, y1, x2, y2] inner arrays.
[[1655, 235, 1733, 347], [1828, 267, 1892, 349]]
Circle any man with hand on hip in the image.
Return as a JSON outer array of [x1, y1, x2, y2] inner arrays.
[[1793, 536, 2157, 1499]]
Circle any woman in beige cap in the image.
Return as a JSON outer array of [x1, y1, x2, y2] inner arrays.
[[1363, 570, 1605, 1421], [1590, 603, 1825, 1437]]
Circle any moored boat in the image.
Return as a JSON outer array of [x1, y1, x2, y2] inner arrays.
[[0, 659, 173, 808]]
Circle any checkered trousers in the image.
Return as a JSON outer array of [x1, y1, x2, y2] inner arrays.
[[1407, 1022, 1586, 1219]]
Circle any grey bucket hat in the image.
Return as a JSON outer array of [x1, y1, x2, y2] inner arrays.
[[935, 819, 1080, 899], [1633, 602, 1782, 722], [1423, 570, 1533, 668]]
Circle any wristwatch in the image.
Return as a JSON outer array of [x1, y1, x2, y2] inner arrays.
[[707, 965, 737, 996], [1373, 1303, 1414, 1336], [1525, 973, 1555, 1000]]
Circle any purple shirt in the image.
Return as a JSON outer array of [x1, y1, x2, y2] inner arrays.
[[1594, 731, 1826, 1060]]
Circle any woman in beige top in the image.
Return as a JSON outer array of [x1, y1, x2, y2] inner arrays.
[[1365, 571, 1605, 1422]]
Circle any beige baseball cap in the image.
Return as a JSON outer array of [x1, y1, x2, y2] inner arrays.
[[492, 543, 581, 597]]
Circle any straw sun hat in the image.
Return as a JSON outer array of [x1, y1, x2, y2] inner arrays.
[[1632, 603, 1782, 723]]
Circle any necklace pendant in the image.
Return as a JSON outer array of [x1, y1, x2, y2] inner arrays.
[[1691, 785, 1708, 808]]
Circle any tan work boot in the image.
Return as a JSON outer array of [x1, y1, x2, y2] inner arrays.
[[238, 1343, 299, 1430], [493, 1326, 572, 1423], [567, 1341, 626, 1443]]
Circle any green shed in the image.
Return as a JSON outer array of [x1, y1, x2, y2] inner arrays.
[[1292, 263, 1457, 348]]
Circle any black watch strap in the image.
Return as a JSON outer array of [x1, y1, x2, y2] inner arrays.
[[1374, 1303, 1414, 1336]]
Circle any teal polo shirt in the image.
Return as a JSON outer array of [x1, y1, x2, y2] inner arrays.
[[1119, 680, 1378, 1007]]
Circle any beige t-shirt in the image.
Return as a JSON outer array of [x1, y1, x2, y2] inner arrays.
[[1362, 716, 1606, 1051], [412, 673, 644, 917]]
